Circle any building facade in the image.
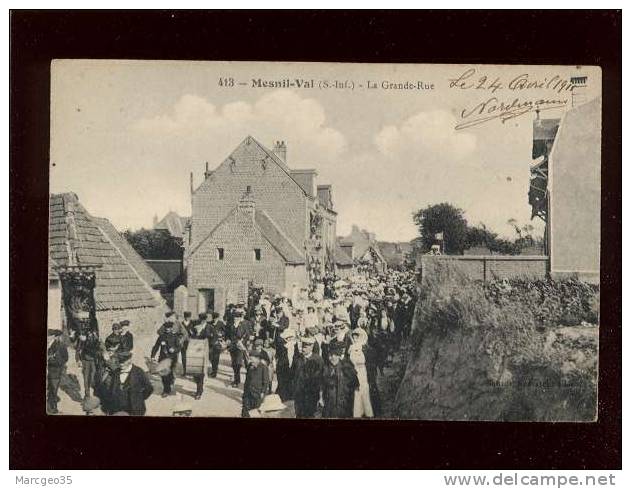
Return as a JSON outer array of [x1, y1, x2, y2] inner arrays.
[[529, 98, 601, 283], [184, 136, 338, 314], [342, 225, 388, 274]]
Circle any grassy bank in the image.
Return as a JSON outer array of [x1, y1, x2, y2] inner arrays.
[[393, 262, 599, 421]]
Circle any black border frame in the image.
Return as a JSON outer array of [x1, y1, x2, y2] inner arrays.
[[10, 10, 622, 470]]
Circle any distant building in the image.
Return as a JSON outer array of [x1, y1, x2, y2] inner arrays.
[[49, 193, 165, 336], [342, 225, 388, 274], [184, 136, 338, 314], [529, 97, 601, 283], [153, 211, 190, 241], [378, 241, 413, 268], [334, 240, 355, 278]]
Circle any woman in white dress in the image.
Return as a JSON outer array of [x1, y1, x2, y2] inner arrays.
[[348, 327, 374, 418]]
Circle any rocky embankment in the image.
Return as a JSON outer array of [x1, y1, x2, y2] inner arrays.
[[393, 263, 599, 422]]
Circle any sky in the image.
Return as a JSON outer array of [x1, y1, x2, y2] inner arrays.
[[50, 61, 600, 242]]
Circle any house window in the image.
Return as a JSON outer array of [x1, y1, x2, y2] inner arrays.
[[217, 248, 224, 260], [254, 248, 261, 261]]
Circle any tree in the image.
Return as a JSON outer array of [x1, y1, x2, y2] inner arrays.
[[123, 228, 183, 260], [465, 223, 498, 250], [507, 219, 543, 253], [413, 203, 468, 254]]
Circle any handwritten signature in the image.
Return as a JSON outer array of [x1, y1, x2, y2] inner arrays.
[[449, 67, 575, 130], [455, 96, 568, 130]]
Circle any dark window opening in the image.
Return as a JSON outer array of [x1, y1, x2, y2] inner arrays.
[[217, 248, 224, 260], [254, 248, 261, 261]]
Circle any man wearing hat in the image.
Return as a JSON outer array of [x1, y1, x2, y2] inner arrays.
[[179, 311, 194, 376], [207, 312, 226, 378], [104, 322, 122, 352], [151, 320, 180, 397], [158, 311, 189, 375], [187, 312, 211, 400], [47, 329, 68, 414], [275, 328, 297, 401], [251, 338, 270, 365], [325, 321, 352, 362], [96, 351, 153, 416], [241, 350, 269, 417], [321, 341, 359, 418], [227, 308, 253, 387], [292, 336, 324, 418], [75, 326, 102, 400], [118, 320, 134, 354]]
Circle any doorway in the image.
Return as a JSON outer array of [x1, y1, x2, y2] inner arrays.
[[198, 288, 214, 315]]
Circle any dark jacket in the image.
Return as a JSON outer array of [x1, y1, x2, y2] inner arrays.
[[321, 359, 359, 418], [188, 322, 211, 340], [119, 331, 134, 353], [228, 320, 253, 355], [97, 364, 153, 416], [104, 333, 122, 351], [47, 339, 68, 379], [208, 321, 226, 351], [275, 341, 299, 402], [242, 363, 270, 410], [76, 331, 101, 362], [151, 330, 181, 361], [158, 320, 189, 346], [292, 352, 324, 416]]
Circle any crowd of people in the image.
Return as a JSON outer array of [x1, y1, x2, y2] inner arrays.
[[47, 269, 417, 418]]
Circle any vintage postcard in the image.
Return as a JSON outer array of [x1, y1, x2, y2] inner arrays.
[[47, 60, 601, 420]]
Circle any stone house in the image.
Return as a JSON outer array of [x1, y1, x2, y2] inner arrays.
[[342, 225, 388, 274], [153, 211, 189, 241], [183, 136, 338, 314], [48, 193, 165, 336], [378, 241, 413, 268]]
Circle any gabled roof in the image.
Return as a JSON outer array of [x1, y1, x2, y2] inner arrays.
[[187, 204, 305, 265], [94, 217, 166, 289], [362, 244, 387, 264], [254, 209, 305, 264], [49, 193, 160, 311], [154, 211, 189, 239], [194, 136, 310, 198]]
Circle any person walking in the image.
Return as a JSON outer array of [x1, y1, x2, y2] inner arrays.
[[227, 309, 252, 387], [188, 313, 211, 400], [96, 351, 153, 416], [292, 336, 324, 418], [321, 342, 359, 418], [151, 321, 180, 397], [118, 319, 134, 353], [241, 351, 270, 417], [207, 312, 226, 378], [47, 329, 68, 414], [75, 327, 102, 400]]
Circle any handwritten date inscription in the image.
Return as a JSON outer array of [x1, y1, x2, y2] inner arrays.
[[450, 68, 575, 130]]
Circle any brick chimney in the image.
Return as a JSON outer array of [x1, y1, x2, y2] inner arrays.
[[290, 169, 317, 197], [238, 185, 256, 222], [273, 140, 287, 162]]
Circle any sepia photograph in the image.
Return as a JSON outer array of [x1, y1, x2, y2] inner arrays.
[[45, 60, 602, 421]]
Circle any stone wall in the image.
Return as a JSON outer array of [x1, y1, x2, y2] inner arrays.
[[418, 254, 549, 283], [96, 305, 166, 338]]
